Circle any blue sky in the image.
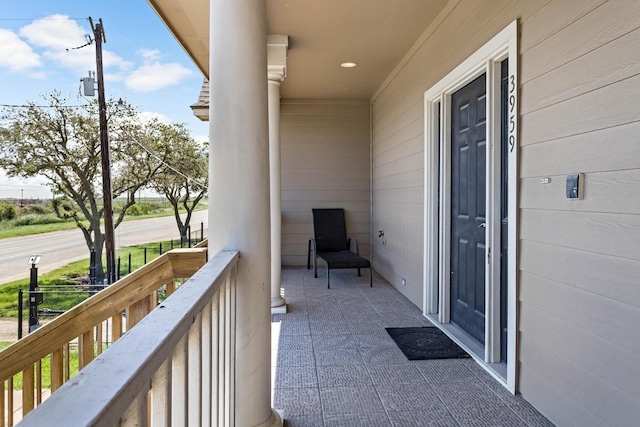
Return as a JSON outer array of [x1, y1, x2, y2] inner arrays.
[[0, 1, 209, 199]]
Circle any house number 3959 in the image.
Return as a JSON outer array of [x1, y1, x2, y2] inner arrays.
[[509, 74, 516, 153]]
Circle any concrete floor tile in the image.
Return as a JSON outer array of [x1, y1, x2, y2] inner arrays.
[[452, 407, 528, 426], [366, 363, 424, 384], [359, 342, 411, 365], [317, 364, 372, 387], [279, 319, 311, 336], [415, 359, 480, 384], [323, 412, 391, 427], [277, 348, 316, 367], [275, 365, 318, 388], [319, 386, 384, 415], [387, 409, 460, 427], [376, 383, 443, 412], [277, 334, 313, 350], [284, 414, 325, 427], [274, 387, 322, 416]]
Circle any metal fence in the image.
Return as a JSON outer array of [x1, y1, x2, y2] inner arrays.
[[15, 222, 208, 340], [17, 285, 99, 340]]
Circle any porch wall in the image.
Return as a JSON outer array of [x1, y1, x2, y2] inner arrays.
[[371, 0, 640, 426], [280, 99, 371, 267]]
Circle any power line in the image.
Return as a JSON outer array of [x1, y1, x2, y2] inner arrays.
[[0, 18, 88, 21], [0, 103, 91, 109], [127, 135, 208, 190], [0, 184, 50, 188]]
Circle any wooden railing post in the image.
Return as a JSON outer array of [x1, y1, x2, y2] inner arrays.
[[51, 349, 64, 392], [150, 358, 171, 425], [171, 335, 188, 426], [22, 365, 34, 416]]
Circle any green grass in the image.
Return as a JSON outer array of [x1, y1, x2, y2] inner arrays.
[[0, 239, 189, 317], [0, 260, 90, 318], [0, 202, 207, 239], [0, 341, 80, 389]]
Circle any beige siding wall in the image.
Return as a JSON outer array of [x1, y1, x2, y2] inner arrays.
[[371, 0, 640, 425], [280, 99, 371, 266]]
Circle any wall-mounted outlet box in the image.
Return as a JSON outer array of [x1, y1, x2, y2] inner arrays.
[[401, 278, 406, 286], [566, 173, 584, 200]]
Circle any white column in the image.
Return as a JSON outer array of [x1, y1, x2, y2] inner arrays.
[[267, 36, 288, 311], [209, 1, 280, 426]]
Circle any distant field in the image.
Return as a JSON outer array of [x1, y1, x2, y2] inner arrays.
[[0, 201, 207, 239]]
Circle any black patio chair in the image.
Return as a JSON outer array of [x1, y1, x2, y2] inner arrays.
[[307, 208, 372, 289]]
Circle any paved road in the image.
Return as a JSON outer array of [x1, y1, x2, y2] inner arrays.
[[0, 210, 208, 285]]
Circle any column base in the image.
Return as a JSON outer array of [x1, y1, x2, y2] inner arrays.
[[255, 408, 283, 427], [271, 296, 287, 314]]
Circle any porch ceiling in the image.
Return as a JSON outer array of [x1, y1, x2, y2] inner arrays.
[[147, 0, 448, 99]]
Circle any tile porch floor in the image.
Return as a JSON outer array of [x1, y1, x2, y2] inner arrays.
[[271, 268, 555, 427]]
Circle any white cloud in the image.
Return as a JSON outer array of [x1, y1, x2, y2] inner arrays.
[[19, 15, 131, 75], [20, 14, 86, 50], [0, 29, 41, 71], [138, 48, 161, 61], [138, 111, 172, 124], [126, 62, 192, 92]]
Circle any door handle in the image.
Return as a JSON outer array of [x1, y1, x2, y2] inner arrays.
[[478, 223, 486, 228]]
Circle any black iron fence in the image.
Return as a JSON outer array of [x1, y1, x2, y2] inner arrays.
[[16, 223, 208, 339], [17, 285, 98, 339], [89, 222, 208, 284]]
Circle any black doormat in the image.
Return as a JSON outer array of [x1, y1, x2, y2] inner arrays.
[[386, 327, 470, 360]]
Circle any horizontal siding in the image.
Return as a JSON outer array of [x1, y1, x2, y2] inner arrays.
[[520, 121, 640, 178], [518, 1, 640, 423], [520, 240, 640, 309], [520, 73, 640, 146], [517, 365, 603, 427], [280, 99, 371, 267], [520, 0, 640, 84], [371, 0, 640, 424], [521, 25, 640, 114], [519, 303, 640, 426], [520, 209, 640, 260]]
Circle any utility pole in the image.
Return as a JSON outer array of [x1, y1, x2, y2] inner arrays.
[[90, 17, 116, 285]]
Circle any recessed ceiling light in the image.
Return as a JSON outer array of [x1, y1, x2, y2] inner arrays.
[[340, 62, 357, 68]]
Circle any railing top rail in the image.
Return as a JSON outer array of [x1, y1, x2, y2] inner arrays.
[[0, 247, 208, 382], [18, 250, 239, 427]]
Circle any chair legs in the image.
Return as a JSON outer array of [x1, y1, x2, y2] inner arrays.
[[326, 266, 371, 289]]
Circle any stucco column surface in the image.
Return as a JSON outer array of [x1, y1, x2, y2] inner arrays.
[[208, 0, 280, 426], [268, 77, 285, 309]]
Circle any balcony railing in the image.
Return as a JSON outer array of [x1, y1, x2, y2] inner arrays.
[[1, 247, 239, 426]]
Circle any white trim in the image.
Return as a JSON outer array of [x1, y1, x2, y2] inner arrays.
[[423, 20, 518, 393]]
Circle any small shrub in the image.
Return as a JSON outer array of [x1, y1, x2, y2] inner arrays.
[[11, 213, 66, 226], [20, 204, 52, 215], [0, 202, 17, 221], [127, 203, 153, 216]]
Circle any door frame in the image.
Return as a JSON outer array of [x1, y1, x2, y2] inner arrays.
[[422, 20, 518, 392]]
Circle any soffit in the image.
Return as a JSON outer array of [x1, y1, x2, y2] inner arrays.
[[147, 0, 448, 99]]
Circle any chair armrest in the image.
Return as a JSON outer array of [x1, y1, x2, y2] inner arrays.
[[347, 237, 360, 255]]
